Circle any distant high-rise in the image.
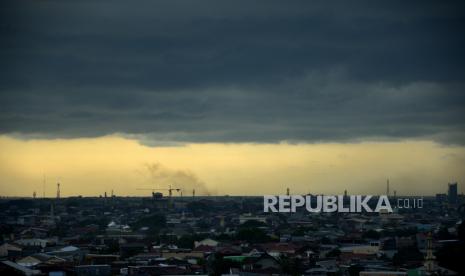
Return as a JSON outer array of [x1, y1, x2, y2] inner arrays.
[[448, 182, 458, 204]]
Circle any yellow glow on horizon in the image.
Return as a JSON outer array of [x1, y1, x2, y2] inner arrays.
[[0, 135, 464, 197]]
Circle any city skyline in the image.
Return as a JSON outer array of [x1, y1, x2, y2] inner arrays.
[[0, 135, 463, 197]]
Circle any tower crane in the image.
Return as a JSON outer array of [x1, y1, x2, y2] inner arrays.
[[136, 185, 181, 198]]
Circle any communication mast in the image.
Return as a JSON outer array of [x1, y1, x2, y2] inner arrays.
[[43, 175, 46, 198], [386, 179, 390, 196]]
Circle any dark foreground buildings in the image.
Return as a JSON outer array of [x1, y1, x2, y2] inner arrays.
[[1, 184, 464, 275]]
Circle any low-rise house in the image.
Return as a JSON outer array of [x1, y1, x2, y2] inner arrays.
[[161, 250, 204, 260], [193, 244, 215, 255], [15, 238, 51, 248], [223, 254, 281, 274], [262, 242, 297, 258], [239, 213, 267, 224], [305, 260, 339, 276], [45, 245, 82, 262], [0, 242, 23, 258], [194, 238, 219, 248], [0, 260, 41, 275], [83, 254, 120, 265], [75, 264, 112, 276], [340, 242, 381, 263], [20, 227, 48, 239], [17, 253, 66, 267], [127, 264, 187, 275], [359, 271, 407, 276]]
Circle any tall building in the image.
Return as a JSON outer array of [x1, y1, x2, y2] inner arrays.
[[424, 232, 436, 272], [448, 182, 458, 204]]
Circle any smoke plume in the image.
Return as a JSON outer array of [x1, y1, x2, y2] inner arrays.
[[141, 163, 211, 196]]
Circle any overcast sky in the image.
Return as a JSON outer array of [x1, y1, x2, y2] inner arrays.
[[1, 1, 465, 196], [1, 0, 464, 145]]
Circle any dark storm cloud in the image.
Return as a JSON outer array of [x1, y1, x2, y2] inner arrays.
[[1, 0, 465, 144]]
